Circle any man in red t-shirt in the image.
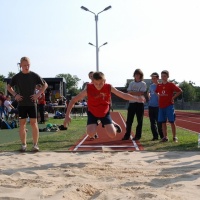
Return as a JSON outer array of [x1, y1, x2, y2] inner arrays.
[[155, 70, 182, 142], [63, 72, 145, 139]]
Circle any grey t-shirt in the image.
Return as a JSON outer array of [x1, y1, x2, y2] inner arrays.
[[9, 71, 46, 106], [127, 80, 147, 103]]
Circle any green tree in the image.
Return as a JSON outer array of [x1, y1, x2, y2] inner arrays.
[[194, 86, 200, 102], [179, 81, 196, 102], [0, 74, 5, 82], [0, 81, 6, 93], [56, 73, 81, 96], [8, 72, 16, 78]]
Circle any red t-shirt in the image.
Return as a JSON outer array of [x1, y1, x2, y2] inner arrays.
[[38, 93, 46, 105], [87, 83, 111, 117], [155, 82, 182, 108]]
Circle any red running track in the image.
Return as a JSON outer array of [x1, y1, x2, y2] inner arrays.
[[144, 110, 200, 133], [69, 112, 144, 152]]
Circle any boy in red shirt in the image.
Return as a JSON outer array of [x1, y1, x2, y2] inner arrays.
[[155, 70, 182, 142], [63, 72, 145, 139]]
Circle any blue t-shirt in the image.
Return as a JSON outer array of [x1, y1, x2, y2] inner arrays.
[[148, 84, 159, 107]]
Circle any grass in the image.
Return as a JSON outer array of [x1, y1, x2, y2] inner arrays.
[[0, 110, 199, 151]]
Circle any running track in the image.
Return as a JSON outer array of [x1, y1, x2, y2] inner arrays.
[[144, 110, 200, 133], [69, 112, 143, 152]]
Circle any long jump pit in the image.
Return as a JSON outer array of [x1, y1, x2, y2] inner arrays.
[[69, 112, 144, 152]]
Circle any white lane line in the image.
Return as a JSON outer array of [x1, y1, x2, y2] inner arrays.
[[74, 112, 140, 151], [79, 145, 138, 148], [118, 113, 140, 151], [176, 126, 199, 134], [176, 119, 200, 125], [73, 135, 88, 151]]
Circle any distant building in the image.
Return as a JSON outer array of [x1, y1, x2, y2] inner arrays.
[[4, 77, 66, 102]]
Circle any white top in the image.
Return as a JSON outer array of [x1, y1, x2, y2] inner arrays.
[[4, 100, 12, 112]]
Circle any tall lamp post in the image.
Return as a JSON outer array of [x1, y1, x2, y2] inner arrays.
[[81, 5, 111, 71], [88, 42, 108, 67]]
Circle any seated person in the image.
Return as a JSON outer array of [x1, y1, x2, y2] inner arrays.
[[4, 95, 18, 117]]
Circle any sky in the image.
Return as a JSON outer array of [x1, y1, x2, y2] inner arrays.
[[1, 0, 200, 88]]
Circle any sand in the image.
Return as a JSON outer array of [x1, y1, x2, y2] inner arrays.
[[0, 151, 200, 200]]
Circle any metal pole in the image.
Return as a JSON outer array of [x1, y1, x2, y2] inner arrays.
[[95, 15, 99, 71]]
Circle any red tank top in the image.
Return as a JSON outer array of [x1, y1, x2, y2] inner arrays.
[[87, 83, 111, 117]]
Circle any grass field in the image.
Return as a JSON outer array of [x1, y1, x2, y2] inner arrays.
[[0, 110, 199, 151]]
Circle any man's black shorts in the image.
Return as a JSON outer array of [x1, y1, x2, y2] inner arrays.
[[18, 106, 37, 119]]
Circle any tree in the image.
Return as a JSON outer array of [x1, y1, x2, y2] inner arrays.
[[194, 86, 200, 102], [0, 74, 5, 82], [8, 72, 16, 78], [0, 81, 6, 93], [56, 73, 81, 96], [179, 81, 196, 102], [169, 79, 179, 85]]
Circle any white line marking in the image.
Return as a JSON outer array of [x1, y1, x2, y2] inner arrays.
[[176, 119, 200, 125], [73, 112, 140, 151], [79, 145, 138, 148], [73, 135, 88, 151], [176, 126, 199, 134], [130, 135, 140, 151], [118, 113, 140, 151]]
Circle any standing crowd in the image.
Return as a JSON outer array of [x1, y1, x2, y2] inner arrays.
[[0, 56, 182, 151]]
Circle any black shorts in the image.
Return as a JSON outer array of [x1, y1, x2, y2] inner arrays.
[[18, 106, 37, 119], [87, 111, 112, 126]]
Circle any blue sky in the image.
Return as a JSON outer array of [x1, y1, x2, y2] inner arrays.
[[1, 0, 200, 87]]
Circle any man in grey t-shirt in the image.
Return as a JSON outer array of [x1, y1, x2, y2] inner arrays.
[[122, 69, 147, 141]]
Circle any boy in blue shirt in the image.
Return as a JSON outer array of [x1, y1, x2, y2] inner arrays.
[[148, 72, 163, 140]]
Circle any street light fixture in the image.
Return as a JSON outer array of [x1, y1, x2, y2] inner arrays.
[[81, 5, 111, 71], [88, 42, 108, 66]]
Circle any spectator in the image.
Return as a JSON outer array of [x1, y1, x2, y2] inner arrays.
[[155, 70, 182, 142], [148, 72, 163, 141], [0, 92, 6, 118], [122, 69, 147, 141], [4, 95, 18, 114], [36, 84, 46, 124], [7, 56, 48, 152]]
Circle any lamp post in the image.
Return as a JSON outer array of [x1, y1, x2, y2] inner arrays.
[[81, 5, 111, 71], [88, 42, 108, 67]]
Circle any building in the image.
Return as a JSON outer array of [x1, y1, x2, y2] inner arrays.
[[4, 77, 66, 102]]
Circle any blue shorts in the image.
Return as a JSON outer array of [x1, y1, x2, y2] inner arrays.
[[87, 111, 112, 126], [18, 106, 37, 119], [158, 105, 176, 123]]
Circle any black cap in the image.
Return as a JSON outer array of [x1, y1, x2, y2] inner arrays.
[[150, 72, 159, 77]]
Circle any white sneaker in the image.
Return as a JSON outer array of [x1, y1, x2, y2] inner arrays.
[[20, 144, 27, 152], [113, 123, 122, 133], [32, 144, 39, 152]]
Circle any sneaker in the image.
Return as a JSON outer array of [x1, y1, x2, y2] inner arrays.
[[113, 123, 122, 133], [160, 137, 169, 142], [32, 144, 39, 152], [58, 125, 67, 130], [20, 144, 27, 152], [90, 133, 98, 140], [173, 137, 178, 142]]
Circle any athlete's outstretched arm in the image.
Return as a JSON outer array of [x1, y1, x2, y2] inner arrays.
[[111, 86, 145, 103]]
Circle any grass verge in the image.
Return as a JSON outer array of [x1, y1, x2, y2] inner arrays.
[[0, 110, 199, 151]]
